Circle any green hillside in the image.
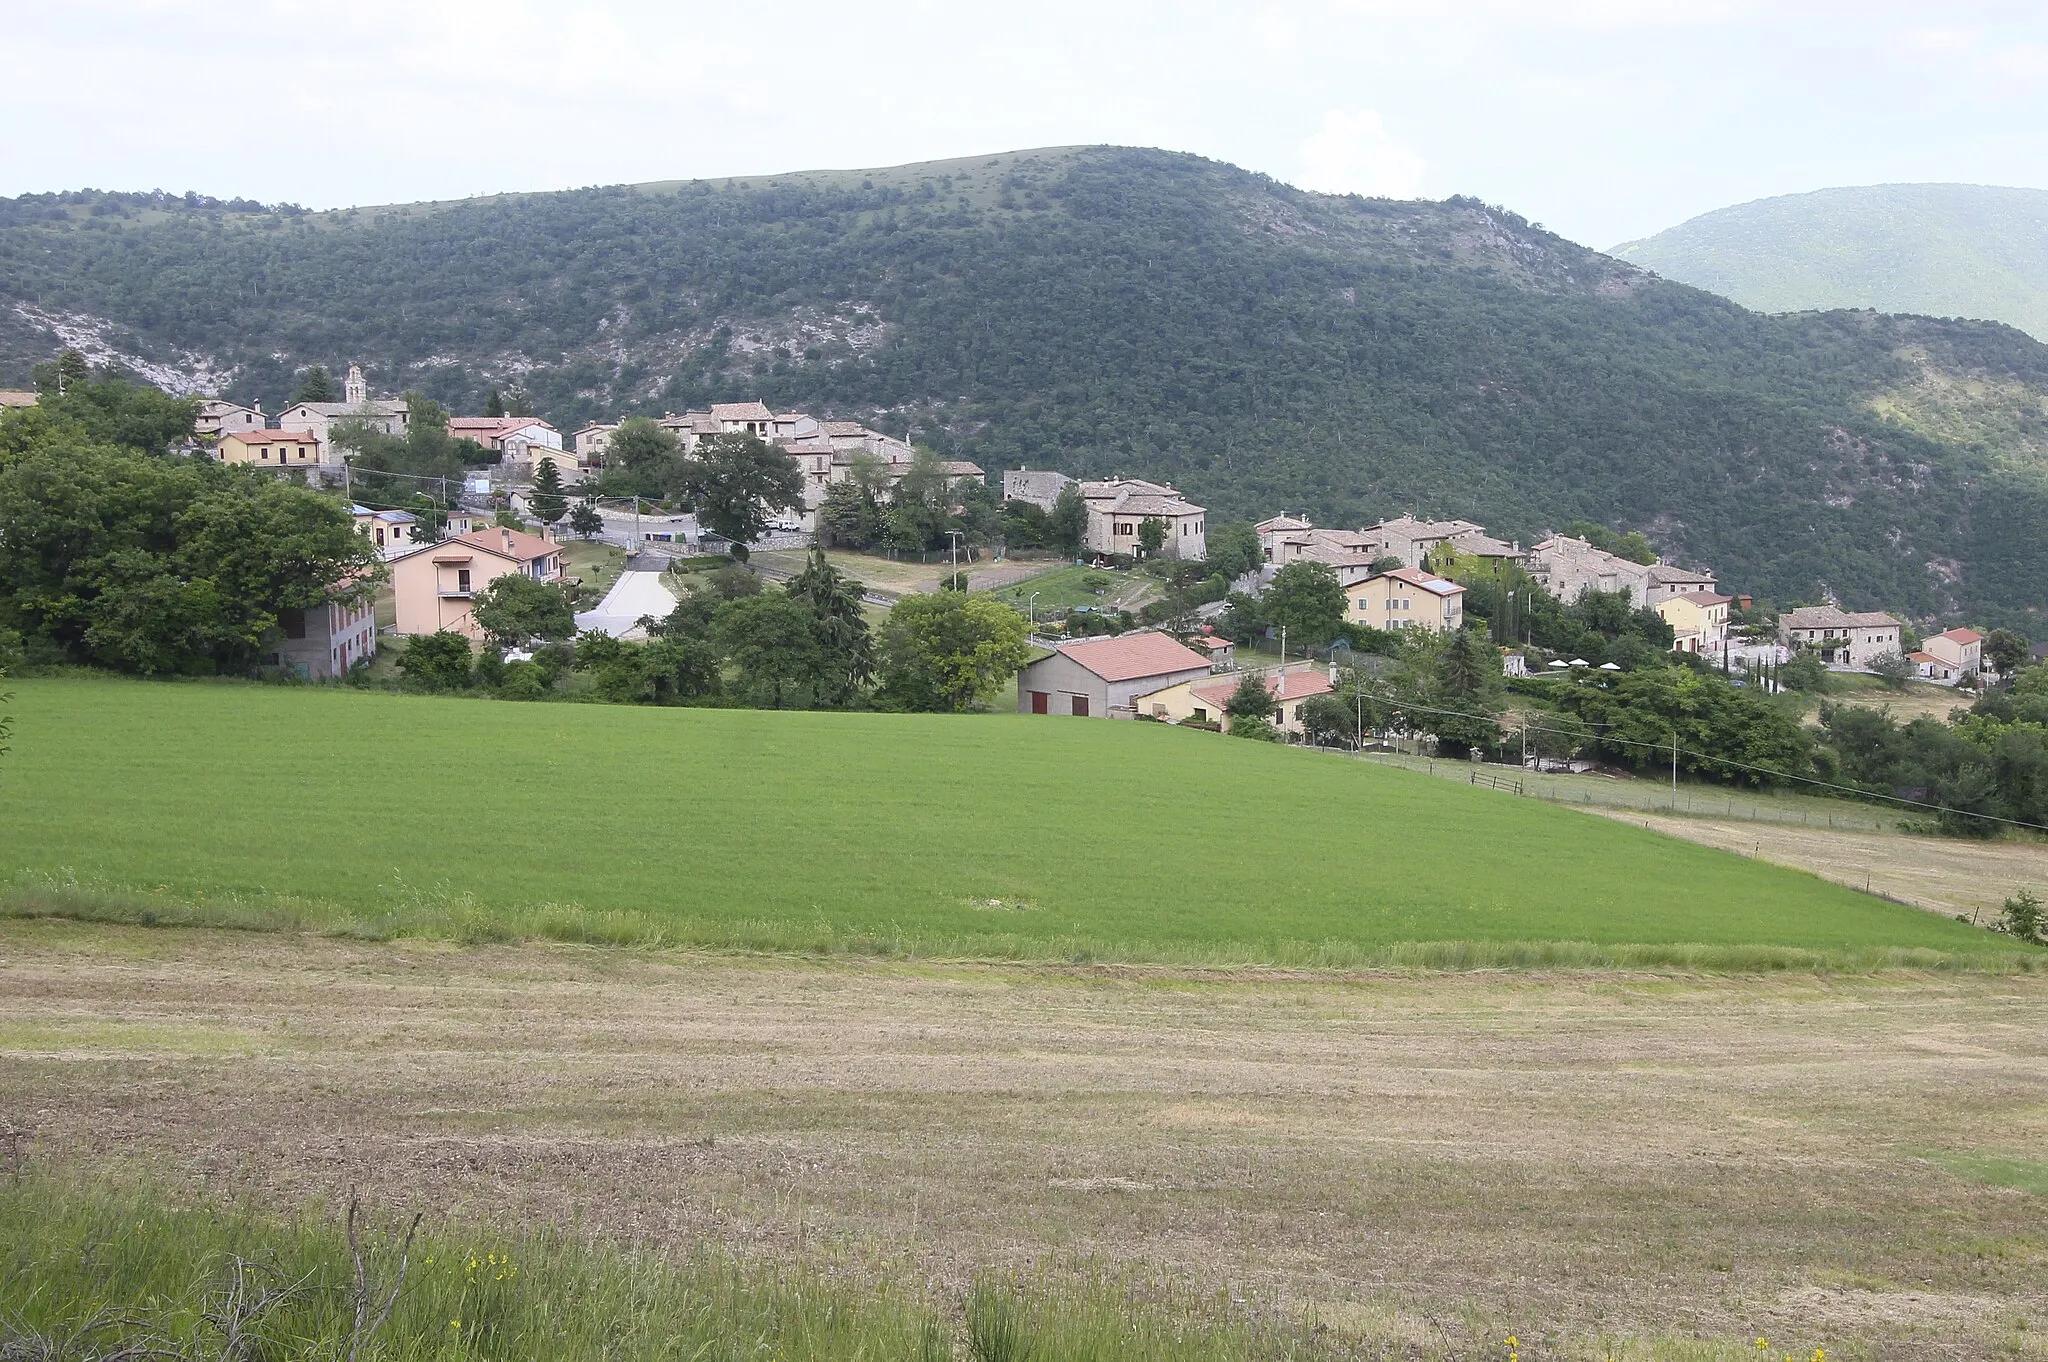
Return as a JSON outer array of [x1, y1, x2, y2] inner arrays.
[[7, 151, 2048, 625], [0, 678, 2003, 965], [1613, 183, 2048, 342]]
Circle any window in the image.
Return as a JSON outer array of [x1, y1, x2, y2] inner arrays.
[[1071, 695, 1090, 717], [1193, 707, 1207, 722], [457, 569, 471, 594]]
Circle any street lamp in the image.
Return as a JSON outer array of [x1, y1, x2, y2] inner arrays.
[[1028, 591, 1040, 630]]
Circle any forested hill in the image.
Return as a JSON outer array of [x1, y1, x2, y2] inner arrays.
[[1612, 184, 2048, 343], [5, 147, 2048, 627]]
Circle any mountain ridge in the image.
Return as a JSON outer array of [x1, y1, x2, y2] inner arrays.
[[1612, 182, 2048, 342], [4, 147, 2048, 627]]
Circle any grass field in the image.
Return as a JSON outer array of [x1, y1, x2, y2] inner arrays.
[[0, 677, 2017, 965], [981, 562, 1155, 613], [10, 924, 2048, 1357]]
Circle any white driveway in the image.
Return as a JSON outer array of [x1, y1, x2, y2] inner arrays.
[[574, 570, 679, 639]]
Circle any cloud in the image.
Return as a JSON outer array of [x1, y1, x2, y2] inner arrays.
[[1293, 109, 1427, 198]]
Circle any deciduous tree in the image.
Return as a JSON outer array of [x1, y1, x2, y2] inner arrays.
[[876, 592, 1030, 711], [1264, 560, 1347, 647], [671, 433, 803, 559], [396, 631, 473, 691], [471, 575, 576, 651], [714, 590, 826, 709]]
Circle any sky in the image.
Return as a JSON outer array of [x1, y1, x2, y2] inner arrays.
[[8, 0, 2047, 249]]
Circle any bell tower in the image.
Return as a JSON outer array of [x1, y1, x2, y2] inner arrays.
[[344, 364, 367, 405]]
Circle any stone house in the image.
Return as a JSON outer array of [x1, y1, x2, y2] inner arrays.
[[1079, 479, 1206, 561], [276, 364, 409, 463], [1778, 606, 1905, 670]]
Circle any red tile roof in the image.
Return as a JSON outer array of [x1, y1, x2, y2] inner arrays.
[[1936, 628, 1983, 644], [1188, 667, 1334, 710], [445, 527, 558, 564], [1055, 632, 1211, 682]]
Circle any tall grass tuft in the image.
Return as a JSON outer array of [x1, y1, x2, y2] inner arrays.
[[0, 1175, 1356, 1362]]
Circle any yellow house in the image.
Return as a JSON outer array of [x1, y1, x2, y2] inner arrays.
[[1656, 591, 1731, 657], [217, 429, 322, 468], [1347, 567, 1465, 633], [1133, 664, 1336, 737]]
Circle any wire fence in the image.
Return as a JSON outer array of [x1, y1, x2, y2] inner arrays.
[[1339, 744, 1925, 834]]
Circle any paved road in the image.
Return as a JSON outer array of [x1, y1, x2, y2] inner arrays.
[[573, 570, 679, 639]]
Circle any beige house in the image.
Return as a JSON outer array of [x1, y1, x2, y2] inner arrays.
[[217, 429, 322, 468], [528, 446, 590, 486], [1135, 664, 1336, 737], [353, 504, 422, 559], [1657, 591, 1731, 657], [195, 398, 265, 442], [1016, 632, 1213, 717], [1778, 605, 1905, 670], [389, 526, 566, 639], [0, 390, 36, 410], [1347, 567, 1466, 633], [1079, 478, 1206, 561], [573, 423, 617, 463], [1923, 628, 1983, 677]]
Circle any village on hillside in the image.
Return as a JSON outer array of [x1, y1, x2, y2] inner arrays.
[[114, 365, 2007, 720]]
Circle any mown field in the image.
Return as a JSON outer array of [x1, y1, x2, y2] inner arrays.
[[0, 677, 2012, 964], [11, 925, 2048, 1358]]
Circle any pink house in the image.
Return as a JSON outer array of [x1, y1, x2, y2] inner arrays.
[[389, 527, 565, 639]]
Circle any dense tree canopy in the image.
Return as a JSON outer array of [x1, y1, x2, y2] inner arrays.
[[0, 391, 376, 675], [7, 151, 2048, 626]]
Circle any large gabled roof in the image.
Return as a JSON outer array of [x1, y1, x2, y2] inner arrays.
[[1053, 631, 1211, 682]]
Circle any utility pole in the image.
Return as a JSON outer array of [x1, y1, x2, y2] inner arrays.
[[1671, 730, 1679, 807], [1280, 625, 1287, 665], [946, 530, 966, 585], [632, 495, 642, 556]]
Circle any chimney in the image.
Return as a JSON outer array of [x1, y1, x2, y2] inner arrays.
[[501, 528, 513, 552]]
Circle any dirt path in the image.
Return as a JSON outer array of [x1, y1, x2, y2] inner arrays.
[[6, 922, 2048, 1356], [1587, 806, 2048, 917]]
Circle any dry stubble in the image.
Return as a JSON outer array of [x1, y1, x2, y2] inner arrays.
[[6, 921, 2048, 1358]]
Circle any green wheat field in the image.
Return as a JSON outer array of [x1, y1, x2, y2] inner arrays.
[[0, 676, 2012, 965]]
